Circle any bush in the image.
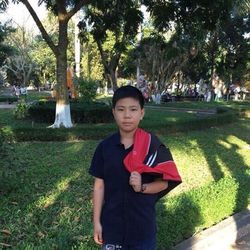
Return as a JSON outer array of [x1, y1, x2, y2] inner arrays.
[[0, 126, 15, 148], [77, 77, 98, 102], [0, 96, 18, 103], [12, 125, 116, 141], [13, 100, 30, 119], [8, 105, 239, 142], [28, 100, 113, 124], [157, 175, 250, 249]]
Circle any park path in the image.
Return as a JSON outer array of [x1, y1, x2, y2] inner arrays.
[[0, 103, 16, 109]]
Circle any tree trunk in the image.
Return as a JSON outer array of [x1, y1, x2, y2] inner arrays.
[[110, 67, 118, 90], [209, 31, 218, 90], [96, 41, 119, 90], [50, 19, 73, 128]]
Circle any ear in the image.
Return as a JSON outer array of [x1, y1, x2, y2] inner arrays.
[[141, 108, 145, 119]]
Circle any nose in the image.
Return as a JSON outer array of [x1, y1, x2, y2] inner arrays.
[[124, 109, 131, 118]]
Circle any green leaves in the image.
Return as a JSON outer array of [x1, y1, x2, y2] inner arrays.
[[0, 0, 9, 12]]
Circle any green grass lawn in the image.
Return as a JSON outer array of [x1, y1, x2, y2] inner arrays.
[[25, 90, 51, 102], [0, 97, 249, 248], [152, 100, 250, 110], [1, 117, 249, 249]]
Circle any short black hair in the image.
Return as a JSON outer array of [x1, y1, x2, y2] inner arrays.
[[112, 85, 144, 109]]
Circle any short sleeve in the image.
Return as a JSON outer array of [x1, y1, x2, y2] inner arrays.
[[89, 142, 104, 179]]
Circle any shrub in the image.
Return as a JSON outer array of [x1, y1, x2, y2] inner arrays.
[[157, 175, 250, 249], [28, 100, 113, 124], [13, 100, 30, 119], [12, 125, 116, 141], [0, 96, 18, 103], [9, 105, 240, 142], [77, 77, 98, 102]]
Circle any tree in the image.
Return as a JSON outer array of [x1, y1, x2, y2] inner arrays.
[[0, 22, 14, 67], [30, 13, 76, 89], [217, 6, 250, 86], [0, 22, 15, 85], [31, 34, 56, 88], [79, 0, 143, 90], [144, 0, 233, 32], [0, 0, 91, 128], [81, 35, 104, 81], [143, 0, 234, 86], [2, 24, 38, 86]]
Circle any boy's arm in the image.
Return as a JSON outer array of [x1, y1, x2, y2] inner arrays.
[[93, 177, 104, 245], [140, 179, 168, 194], [129, 171, 168, 194]]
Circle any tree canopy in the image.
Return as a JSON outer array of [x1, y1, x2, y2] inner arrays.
[[79, 0, 143, 89], [0, 0, 249, 97]]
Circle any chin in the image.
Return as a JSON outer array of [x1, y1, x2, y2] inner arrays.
[[121, 127, 137, 133]]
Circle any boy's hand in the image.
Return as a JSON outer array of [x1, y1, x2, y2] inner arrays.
[[129, 171, 142, 192], [94, 222, 103, 245]]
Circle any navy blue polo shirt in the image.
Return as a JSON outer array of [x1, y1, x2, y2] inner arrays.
[[89, 132, 159, 245]]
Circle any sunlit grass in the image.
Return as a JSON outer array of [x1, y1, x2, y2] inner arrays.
[[217, 139, 232, 149], [160, 118, 250, 195], [35, 171, 81, 209], [26, 90, 51, 102]]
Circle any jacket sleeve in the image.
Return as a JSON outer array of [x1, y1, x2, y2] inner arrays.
[[153, 144, 182, 199]]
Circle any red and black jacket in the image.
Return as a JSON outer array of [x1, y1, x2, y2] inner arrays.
[[124, 128, 182, 197]]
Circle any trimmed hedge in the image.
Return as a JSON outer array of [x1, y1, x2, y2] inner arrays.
[[28, 100, 113, 123], [11, 125, 116, 141], [5, 107, 242, 142], [157, 175, 250, 249], [0, 96, 18, 103]]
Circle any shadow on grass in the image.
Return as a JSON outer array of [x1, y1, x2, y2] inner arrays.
[[180, 119, 249, 248], [197, 119, 249, 206], [0, 141, 99, 249], [157, 119, 250, 249], [156, 195, 202, 250]]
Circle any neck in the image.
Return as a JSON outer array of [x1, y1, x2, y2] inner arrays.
[[119, 129, 137, 149], [119, 128, 137, 139]]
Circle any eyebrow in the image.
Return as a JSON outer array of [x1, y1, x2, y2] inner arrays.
[[116, 105, 139, 108]]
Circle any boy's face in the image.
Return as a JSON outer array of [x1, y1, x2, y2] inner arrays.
[[112, 97, 144, 134]]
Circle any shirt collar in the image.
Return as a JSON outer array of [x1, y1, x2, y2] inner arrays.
[[113, 131, 122, 146]]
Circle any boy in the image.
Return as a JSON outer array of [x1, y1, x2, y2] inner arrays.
[[89, 85, 182, 250]]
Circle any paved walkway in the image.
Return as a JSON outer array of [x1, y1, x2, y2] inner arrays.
[[0, 103, 16, 109], [174, 207, 250, 250]]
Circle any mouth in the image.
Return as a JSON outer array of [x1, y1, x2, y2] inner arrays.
[[122, 122, 133, 126]]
